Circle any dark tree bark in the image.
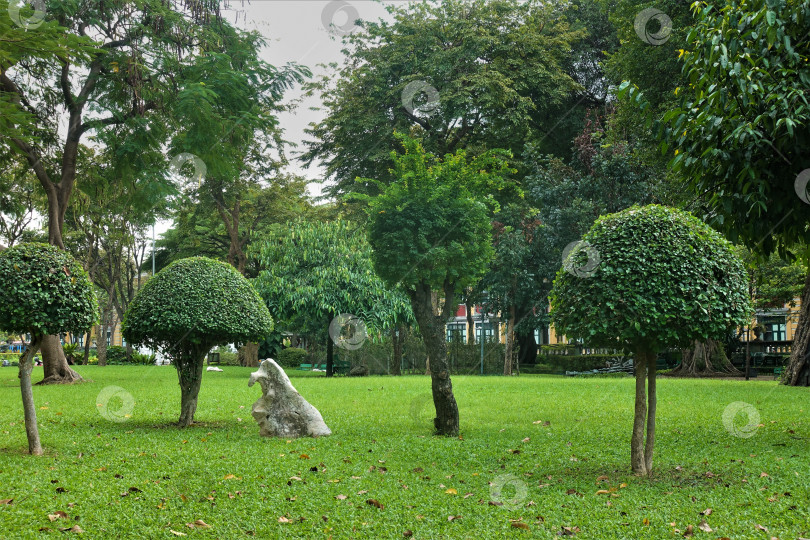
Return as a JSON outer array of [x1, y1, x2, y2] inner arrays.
[[503, 304, 516, 375], [95, 323, 107, 367], [19, 335, 43, 455], [177, 346, 207, 427], [630, 349, 658, 476], [390, 325, 404, 375], [465, 295, 474, 344], [409, 281, 459, 436], [82, 331, 91, 365], [670, 339, 742, 377], [516, 330, 537, 366], [326, 330, 334, 377], [784, 267, 810, 386]]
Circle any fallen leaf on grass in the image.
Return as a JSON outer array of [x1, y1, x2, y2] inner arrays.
[[278, 517, 292, 524], [223, 474, 240, 480], [522, 437, 530, 443], [596, 475, 608, 482], [697, 520, 712, 532], [366, 499, 384, 510], [447, 515, 461, 521], [0, 499, 12, 505], [403, 530, 413, 537], [299, 454, 310, 460], [760, 472, 769, 478], [560, 525, 579, 536], [335, 495, 347, 500], [59, 525, 84, 533], [595, 490, 610, 495], [48, 511, 68, 521], [186, 520, 210, 529], [754, 524, 768, 532], [170, 530, 187, 536], [445, 488, 457, 495], [699, 508, 712, 516], [511, 522, 530, 530], [682, 524, 693, 537]]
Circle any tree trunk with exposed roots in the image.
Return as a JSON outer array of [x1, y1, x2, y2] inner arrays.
[[409, 282, 459, 436], [37, 335, 82, 385], [630, 349, 658, 476], [784, 267, 810, 386], [238, 342, 259, 367], [671, 339, 741, 377]]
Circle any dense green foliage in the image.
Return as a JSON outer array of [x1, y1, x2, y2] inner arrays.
[[304, 0, 585, 201], [661, 0, 810, 256], [0, 366, 808, 537], [122, 257, 272, 354], [0, 243, 97, 336], [252, 218, 411, 337], [276, 347, 309, 369], [364, 135, 513, 293], [551, 205, 751, 352]]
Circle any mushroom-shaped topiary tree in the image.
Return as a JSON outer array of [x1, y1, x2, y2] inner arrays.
[[550, 205, 751, 475], [0, 243, 98, 455], [122, 257, 273, 426]]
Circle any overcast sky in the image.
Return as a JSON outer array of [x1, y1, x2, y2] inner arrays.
[[224, 0, 400, 198]]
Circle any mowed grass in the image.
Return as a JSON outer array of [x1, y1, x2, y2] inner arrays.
[[0, 366, 808, 539]]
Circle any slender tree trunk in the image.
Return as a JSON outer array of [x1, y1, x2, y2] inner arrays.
[[96, 323, 107, 367], [631, 350, 648, 476], [516, 330, 537, 366], [19, 335, 44, 455], [465, 296, 474, 345], [784, 266, 810, 385], [177, 348, 206, 427], [37, 335, 82, 384], [409, 282, 459, 436], [391, 325, 403, 376], [504, 305, 515, 375], [644, 353, 657, 473], [326, 330, 334, 377], [82, 332, 91, 365]]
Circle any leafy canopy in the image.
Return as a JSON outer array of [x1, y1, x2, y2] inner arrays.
[[0, 243, 98, 336], [363, 134, 514, 294], [251, 219, 411, 336], [550, 205, 751, 352], [122, 257, 272, 353]]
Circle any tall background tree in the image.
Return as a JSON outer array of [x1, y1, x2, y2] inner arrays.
[[364, 135, 514, 435], [252, 218, 412, 377], [0, 0, 237, 383]]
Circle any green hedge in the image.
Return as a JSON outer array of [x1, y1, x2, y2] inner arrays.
[[276, 347, 308, 368]]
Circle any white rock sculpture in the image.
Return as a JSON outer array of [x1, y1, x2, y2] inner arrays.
[[248, 359, 331, 438]]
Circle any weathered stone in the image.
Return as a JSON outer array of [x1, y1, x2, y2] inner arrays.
[[248, 359, 331, 438]]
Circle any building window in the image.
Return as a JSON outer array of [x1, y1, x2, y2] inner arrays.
[[475, 322, 496, 343], [446, 323, 466, 343], [759, 315, 787, 341], [106, 327, 112, 347]]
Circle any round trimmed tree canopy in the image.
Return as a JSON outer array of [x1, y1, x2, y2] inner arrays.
[[550, 204, 751, 352], [122, 257, 273, 352], [0, 243, 98, 337]]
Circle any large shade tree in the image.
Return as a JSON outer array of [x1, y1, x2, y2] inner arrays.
[[122, 257, 273, 426], [252, 219, 412, 377], [0, 244, 97, 454], [363, 135, 514, 435], [550, 205, 750, 475], [625, 0, 810, 384], [0, 0, 235, 383]]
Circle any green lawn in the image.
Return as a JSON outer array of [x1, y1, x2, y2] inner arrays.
[[0, 366, 808, 538]]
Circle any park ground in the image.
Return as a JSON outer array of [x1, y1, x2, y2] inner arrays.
[[0, 367, 808, 539]]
